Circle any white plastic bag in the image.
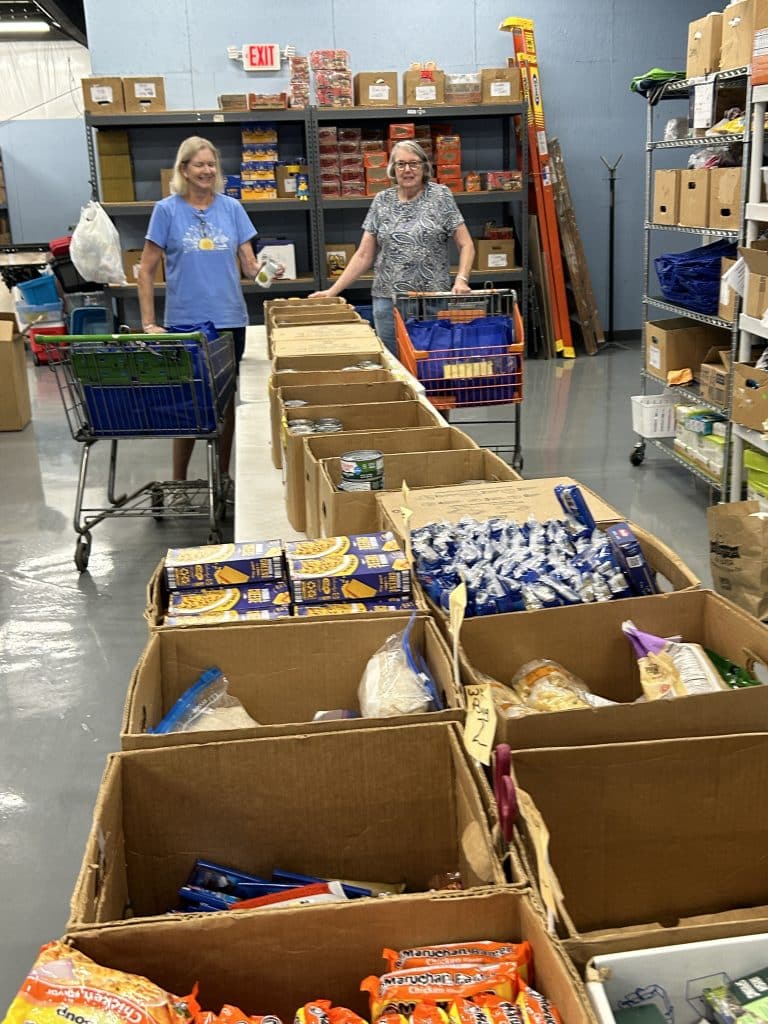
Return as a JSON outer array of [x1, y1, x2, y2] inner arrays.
[[358, 629, 432, 718], [70, 200, 127, 285]]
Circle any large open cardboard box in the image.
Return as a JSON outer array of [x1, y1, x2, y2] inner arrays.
[[69, 722, 508, 930], [272, 380, 416, 475], [303, 426, 479, 539], [731, 362, 768, 432], [460, 589, 768, 749], [271, 324, 381, 360], [124, 613, 461, 748], [0, 312, 31, 431], [508, 732, 768, 965], [268, 367, 393, 468], [319, 448, 520, 538], [272, 352, 387, 374], [283, 401, 442, 532], [66, 887, 596, 1024]]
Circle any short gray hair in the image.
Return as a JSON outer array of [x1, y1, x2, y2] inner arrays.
[[387, 139, 432, 183], [171, 136, 225, 196]]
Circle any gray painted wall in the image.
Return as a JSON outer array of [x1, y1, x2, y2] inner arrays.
[[11, 1, 717, 330]]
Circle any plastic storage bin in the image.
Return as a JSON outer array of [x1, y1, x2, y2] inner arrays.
[[16, 273, 59, 306], [631, 393, 676, 437], [15, 300, 65, 328], [50, 255, 102, 294], [70, 306, 112, 335], [27, 324, 67, 366]]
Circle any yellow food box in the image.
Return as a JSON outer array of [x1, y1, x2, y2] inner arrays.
[[286, 533, 412, 605], [164, 541, 284, 590], [167, 581, 291, 616]]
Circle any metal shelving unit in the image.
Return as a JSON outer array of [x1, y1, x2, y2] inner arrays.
[[633, 66, 750, 496]]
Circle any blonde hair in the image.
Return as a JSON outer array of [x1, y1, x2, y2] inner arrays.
[[387, 140, 432, 183], [171, 136, 225, 196]]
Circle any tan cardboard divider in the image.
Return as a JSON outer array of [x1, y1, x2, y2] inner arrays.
[[460, 589, 768, 749], [271, 324, 381, 359], [267, 310, 363, 357], [274, 380, 416, 476], [124, 614, 461, 749], [272, 352, 386, 373], [66, 888, 597, 1024], [304, 426, 479, 539], [319, 448, 521, 538], [283, 401, 442, 532], [509, 732, 768, 953], [264, 296, 349, 349], [268, 368, 393, 468], [69, 722, 509, 929]]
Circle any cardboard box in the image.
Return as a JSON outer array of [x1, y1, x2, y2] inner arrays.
[[644, 318, 725, 383], [96, 129, 129, 156], [160, 168, 174, 197], [720, 0, 755, 70], [460, 590, 768, 751], [0, 313, 31, 431], [687, 12, 723, 77], [81, 76, 124, 114], [652, 169, 681, 225], [276, 163, 309, 198], [739, 241, 768, 318], [474, 239, 518, 271], [122, 75, 166, 113], [123, 614, 461, 748], [122, 249, 163, 284], [731, 362, 768, 431], [480, 67, 521, 104], [510, 731, 768, 952], [699, 346, 730, 407], [318, 448, 520, 538], [709, 166, 742, 231], [403, 68, 445, 105], [101, 178, 136, 202], [718, 257, 739, 321], [67, 889, 594, 1024], [272, 351, 386, 374], [354, 71, 398, 106], [752, 0, 768, 84], [326, 243, 357, 279], [284, 401, 441, 531], [98, 153, 133, 179], [678, 169, 710, 228], [270, 323, 381, 358], [69, 721, 507, 928], [303, 426, 480, 539]]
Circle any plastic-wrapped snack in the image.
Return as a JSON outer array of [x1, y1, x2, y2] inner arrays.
[[295, 1003, 366, 1024], [510, 659, 613, 713], [148, 667, 258, 734], [3, 941, 199, 1024], [623, 620, 728, 701], [383, 940, 532, 975], [447, 1001, 491, 1024], [362, 962, 519, 1020], [213, 1006, 283, 1024], [515, 982, 561, 1024], [474, 997, 524, 1024]]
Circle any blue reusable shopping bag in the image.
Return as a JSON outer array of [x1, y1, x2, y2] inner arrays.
[[654, 239, 736, 315]]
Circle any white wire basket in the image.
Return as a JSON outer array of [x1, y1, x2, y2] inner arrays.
[[631, 393, 676, 438]]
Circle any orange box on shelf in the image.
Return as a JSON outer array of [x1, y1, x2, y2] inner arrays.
[[389, 123, 415, 139]]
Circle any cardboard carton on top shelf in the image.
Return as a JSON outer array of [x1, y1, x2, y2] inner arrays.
[[678, 169, 710, 228], [480, 67, 521, 104], [81, 76, 124, 114], [687, 12, 723, 77], [354, 72, 398, 106], [652, 169, 680, 225], [720, 0, 756, 70], [403, 68, 445, 105], [122, 76, 166, 113]]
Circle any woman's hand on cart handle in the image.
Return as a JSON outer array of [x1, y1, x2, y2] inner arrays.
[[451, 275, 472, 295]]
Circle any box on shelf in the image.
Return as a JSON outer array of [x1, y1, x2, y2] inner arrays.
[[403, 68, 445, 105], [720, 0, 756, 70], [652, 169, 681, 225], [739, 241, 768, 319], [460, 589, 768, 752], [686, 12, 723, 77], [276, 163, 309, 198], [731, 362, 768, 432], [160, 167, 174, 197], [480, 67, 521, 103], [644, 318, 725, 383], [101, 178, 135, 203], [81, 76, 125, 114], [699, 346, 730, 407], [354, 72, 398, 106], [318, 448, 520, 538], [325, 243, 356, 278], [0, 313, 31, 431], [709, 166, 742, 231], [678, 169, 710, 228], [98, 153, 133, 179], [125, 613, 460, 746], [69, 721, 506, 929], [122, 76, 166, 113], [303, 425, 480, 538], [719, 257, 739, 321], [122, 249, 163, 284], [474, 239, 518, 271], [66, 888, 593, 1024]]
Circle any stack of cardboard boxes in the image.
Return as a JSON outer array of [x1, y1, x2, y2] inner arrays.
[[82, 75, 166, 115]]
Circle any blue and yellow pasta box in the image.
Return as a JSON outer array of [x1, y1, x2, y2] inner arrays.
[[165, 607, 291, 627], [168, 581, 291, 618], [165, 541, 284, 591], [286, 532, 412, 605], [293, 598, 417, 616]]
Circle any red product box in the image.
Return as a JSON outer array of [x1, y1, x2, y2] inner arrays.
[[341, 181, 366, 197], [363, 151, 388, 168], [436, 162, 462, 177], [338, 127, 362, 142], [388, 122, 415, 139]]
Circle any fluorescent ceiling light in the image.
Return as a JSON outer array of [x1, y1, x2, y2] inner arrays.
[[0, 19, 51, 33]]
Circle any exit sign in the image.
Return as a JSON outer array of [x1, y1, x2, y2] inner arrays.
[[242, 43, 281, 71]]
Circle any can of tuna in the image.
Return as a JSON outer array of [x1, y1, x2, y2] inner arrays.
[[340, 449, 384, 483], [356, 360, 381, 369], [287, 419, 316, 435], [339, 477, 384, 492], [283, 399, 309, 408], [315, 420, 344, 433]]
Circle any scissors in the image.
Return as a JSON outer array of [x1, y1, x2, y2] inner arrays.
[[493, 743, 517, 843]]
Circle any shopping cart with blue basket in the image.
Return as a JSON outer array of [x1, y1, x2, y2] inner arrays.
[[393, 288, 524, 470], [42, 329, 235, 571]]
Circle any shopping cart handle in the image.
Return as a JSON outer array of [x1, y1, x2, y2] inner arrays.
[[399, 288, 514, 298]]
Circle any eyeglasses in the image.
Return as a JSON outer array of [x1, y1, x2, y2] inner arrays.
[[394, 160, 422, 170]]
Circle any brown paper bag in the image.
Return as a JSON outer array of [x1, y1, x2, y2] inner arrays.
[[708, 501, 768, 621]]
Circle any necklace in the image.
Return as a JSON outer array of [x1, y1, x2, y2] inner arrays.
[[194, 209, 214, 251]]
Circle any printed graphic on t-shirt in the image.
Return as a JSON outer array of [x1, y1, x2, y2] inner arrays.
[[183, 214, 231, 253]]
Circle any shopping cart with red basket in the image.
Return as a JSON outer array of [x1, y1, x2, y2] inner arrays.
[[393, 288, 524, 470]]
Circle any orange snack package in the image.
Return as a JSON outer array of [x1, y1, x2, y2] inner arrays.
[[2, 941, 198, 1024], [217, 1006, 283, 1024], [383, 943, 532, 982], [446, 999, 491, 1024], [412, 1007, 450, 1024], [515, 983, 561, 1024], [361, 964, 518, 1020], [474, 996, 524, 1024], [295, 1004, 366, 1024]]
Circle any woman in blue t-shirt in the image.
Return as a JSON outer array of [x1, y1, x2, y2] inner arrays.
[[138, 136, 262, 488]]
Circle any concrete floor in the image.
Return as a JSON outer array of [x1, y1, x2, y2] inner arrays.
[[0, 336, 714, 1004]]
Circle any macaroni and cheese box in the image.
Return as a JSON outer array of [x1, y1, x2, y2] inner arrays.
[[286, 533, 411, 604], [165, 608, 291, 627], [293, 598, 417, 616], [165, 542, 284, 590], [167, 581, 291, 617]]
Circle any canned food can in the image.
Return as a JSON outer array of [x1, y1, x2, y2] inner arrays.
[[315, 417, 343, 428], [288, 422, 317, 435], [315, 421, 343, 433], [339, 478, 384, 492], [255, 256, 281, 288], [340, 449, 384, 482], [356, 360, 381, 369], [283, 399, 308, 408]]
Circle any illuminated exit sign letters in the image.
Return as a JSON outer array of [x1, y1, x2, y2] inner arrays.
[[242, 43, 281, 71]]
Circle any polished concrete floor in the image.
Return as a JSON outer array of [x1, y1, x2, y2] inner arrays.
[[0, 337, 714, 1004]]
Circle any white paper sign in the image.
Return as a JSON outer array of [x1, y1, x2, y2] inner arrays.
[[723, 255, 746, 297], [133, 81, 158, 99], [537, 130, 548, 156], [649, 345, 661, 370], [369, 84, 390, 100], [415, 85, 437, 101], [488, 252, 510, 268], [693, 81, 715, 129], [91, 86, 114, 103], [490, 81, 511, 97]]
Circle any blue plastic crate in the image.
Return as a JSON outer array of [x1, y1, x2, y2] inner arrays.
[[16, 273, 59, 306]]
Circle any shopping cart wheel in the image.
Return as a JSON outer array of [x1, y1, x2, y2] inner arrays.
[[74, 533, 92, 573], [208, 530, 222, 544], [150, 486, 164, 521], [32, 352, 41, 367], [630, 442, 645, 467]]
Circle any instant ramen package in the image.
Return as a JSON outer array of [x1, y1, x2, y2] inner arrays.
[[2, 941, 198, 1024]]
